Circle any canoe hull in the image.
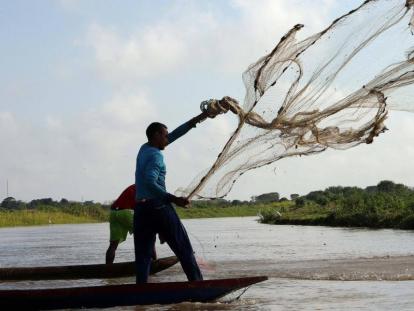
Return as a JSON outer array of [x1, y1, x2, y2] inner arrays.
[[0, 276, 267, 310], [0, 256, 178, 281]]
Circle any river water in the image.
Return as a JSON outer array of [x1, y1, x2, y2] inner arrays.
[[1, 216, 414, 310]]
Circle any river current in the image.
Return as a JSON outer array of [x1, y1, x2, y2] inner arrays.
[[1, 216, 414, 310]]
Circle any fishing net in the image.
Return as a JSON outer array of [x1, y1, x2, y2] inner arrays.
[[180, 0, 414, 200]]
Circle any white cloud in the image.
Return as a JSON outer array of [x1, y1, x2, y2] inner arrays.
[[0, 112, 18, 134], [83, 0, 337, 84], [0, 91, 157, 202], [85, 23, 188, 83], [100, 92, 155, 126], [45, 116, 63, 130]]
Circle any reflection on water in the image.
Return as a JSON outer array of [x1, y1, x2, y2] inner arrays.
[[1, 217, 414, 310]]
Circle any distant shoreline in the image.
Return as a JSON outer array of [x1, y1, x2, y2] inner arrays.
[[0, 210, 103, 228], [2, 180, 413, 229], [1, 199, 413, 230], [258, 181, 414, 230], [0, 205, 265, 228]]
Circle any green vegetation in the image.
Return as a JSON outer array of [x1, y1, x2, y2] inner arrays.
[[2, 181, 414, 229], [0, 196, 285, 227], [177, 200, 293, 219], [0, 199, 109, 227], [259, 180, 414, 229], [0, 209, 105, 227]]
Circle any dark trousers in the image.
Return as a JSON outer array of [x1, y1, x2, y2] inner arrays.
[[133, 202, 203, 283]]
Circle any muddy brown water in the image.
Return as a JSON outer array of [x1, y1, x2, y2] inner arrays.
[[1, 217, 414, 310]]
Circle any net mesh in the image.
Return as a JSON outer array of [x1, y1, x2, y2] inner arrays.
[[179, 0, 414, 200]]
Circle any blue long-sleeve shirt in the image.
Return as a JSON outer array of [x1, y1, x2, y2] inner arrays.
[[135, 121, 193, 201]]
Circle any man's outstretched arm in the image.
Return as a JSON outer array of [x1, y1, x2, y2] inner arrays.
[[167, 112, 208, 145]]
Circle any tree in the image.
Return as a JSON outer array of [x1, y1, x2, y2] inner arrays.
[[290, 194, 299, 200], [377, 180, 396, 193], [231, 200, 242, 205], [365, 186, 377, 193], [254, 192, 280, 202], [305, 191, 328, 206], [1, 197, 18, 209], [295, 197, 306, 207], [29, 198, 55, 207]]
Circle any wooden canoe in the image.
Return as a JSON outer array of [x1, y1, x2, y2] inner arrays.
[[0, 276, 267, 310], [0, 256, 178, 281]]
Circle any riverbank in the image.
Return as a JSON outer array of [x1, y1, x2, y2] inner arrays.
[[0, 203, 109, 227], [0, 210, 105, 227], [0, 203, 286, 227], [259, 200, 414, 229], [2, 180, 414, 229], [2, 198, 414, 229], [176, 203, 277, 219], [259, 181, 414, 230]]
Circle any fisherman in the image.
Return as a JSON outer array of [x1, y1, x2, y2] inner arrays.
[[134, 111, 211, 283], [105, 184, 158, 264]]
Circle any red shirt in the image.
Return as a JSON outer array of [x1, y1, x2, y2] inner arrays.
[[111, 185, 136, 210]]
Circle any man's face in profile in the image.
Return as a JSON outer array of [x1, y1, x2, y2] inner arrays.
[[156, 126, 169, 150]]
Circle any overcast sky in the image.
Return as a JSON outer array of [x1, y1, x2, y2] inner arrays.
[[1, 0, 413, 203]]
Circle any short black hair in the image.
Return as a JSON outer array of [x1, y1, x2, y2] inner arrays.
[[146, 122, 167, 140]]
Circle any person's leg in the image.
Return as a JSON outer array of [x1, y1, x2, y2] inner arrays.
[[159, 233, 166, 244], [158, 205, 203, 281], [134, 206, 156, 283], [151, 246, 157, 260], [108, 210, 129, 264], [105, 240, 119, 264]]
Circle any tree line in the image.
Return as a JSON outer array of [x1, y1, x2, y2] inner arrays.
[[1, 191, 289, 211], [260, 180, 414, 229]]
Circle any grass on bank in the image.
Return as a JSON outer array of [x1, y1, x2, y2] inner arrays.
[[258, 181, 414, 229], [0, 202, 290, 227], [258, 198, 414, 229], [0, 210, 105, 227], [3, 180, 414, 230], [0, 205, 109, 227], [176, 201, 292, 219], [259, 201, 330, 223]]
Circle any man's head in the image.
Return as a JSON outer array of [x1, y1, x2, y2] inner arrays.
[[146, 122, 168, 150]]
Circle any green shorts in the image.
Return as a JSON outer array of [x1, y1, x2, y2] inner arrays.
[[109, 209, 134, 243]]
